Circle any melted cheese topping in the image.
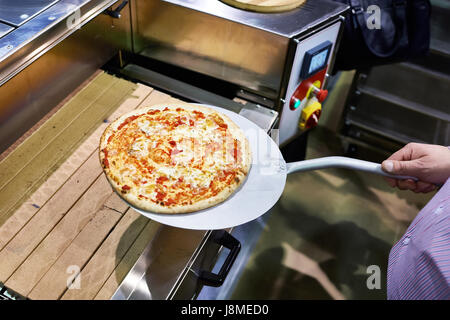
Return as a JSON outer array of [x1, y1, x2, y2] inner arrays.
[[102, 107, 245, 208]]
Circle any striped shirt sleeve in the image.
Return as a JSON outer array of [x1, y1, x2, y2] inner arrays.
[[387, 178, 450, 300]]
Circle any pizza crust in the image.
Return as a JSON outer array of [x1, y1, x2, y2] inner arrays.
[[99, 103, 252, 214]]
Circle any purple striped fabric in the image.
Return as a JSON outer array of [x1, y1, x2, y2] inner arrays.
[[387, 178, 450, 300]]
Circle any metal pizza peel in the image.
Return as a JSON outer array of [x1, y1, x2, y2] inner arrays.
[[125, 105, 418, 230]]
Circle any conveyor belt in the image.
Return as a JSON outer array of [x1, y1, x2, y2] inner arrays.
[[0, 72, 174, 299]]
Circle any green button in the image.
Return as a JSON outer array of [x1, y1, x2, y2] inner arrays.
[[293, 99, 301, 109]]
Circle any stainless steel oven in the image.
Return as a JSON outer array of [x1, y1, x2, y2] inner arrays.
[[0, 0, 348, 300], [124, 0, 348, 146]]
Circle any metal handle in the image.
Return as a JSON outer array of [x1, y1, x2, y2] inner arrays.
[[103, 0, 128, 18], [199, 230, 241, 287], [286, 156, 418, 181]]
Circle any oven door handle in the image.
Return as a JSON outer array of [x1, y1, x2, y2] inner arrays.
[[199, 230, 241, 287], [104, 0, 128, 19]]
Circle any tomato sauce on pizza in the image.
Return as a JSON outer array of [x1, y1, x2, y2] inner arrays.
[[99, 104, 251, 214]]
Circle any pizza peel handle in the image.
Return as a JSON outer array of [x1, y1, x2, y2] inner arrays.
[[285, 156, 419, 181]]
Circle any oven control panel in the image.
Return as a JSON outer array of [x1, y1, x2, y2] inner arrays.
[[278, 21, 342, 145]]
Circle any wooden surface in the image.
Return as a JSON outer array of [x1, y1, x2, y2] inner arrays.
[[0, 72, 182, 299], [220, 0, 306, 12]]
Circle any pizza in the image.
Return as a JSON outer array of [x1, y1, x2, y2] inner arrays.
[[99, 103, 252, 214]]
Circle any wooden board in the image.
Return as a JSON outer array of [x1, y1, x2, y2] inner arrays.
[[220, 0, 306, 12], [0, 72, 183, 299], [60, 209, 152, 300], [0, 73, 135, 225], [93, 221, 161, 300], [0, 82, 152, 252]]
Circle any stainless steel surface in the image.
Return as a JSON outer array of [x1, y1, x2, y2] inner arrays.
[[0, 0, 59, 27], [0, 22, 13, 39], [0, 0, 120, 87], [111, 225, 208, 300], [131, 0, 348, 101], [120, 63, 278, 132], [238, 104, 278, 132], [163, 0, 345, 38], [0, 0, 131, 153], [133, 0, 286, 100], [197, 215, 270, 300], [130, 0, 347, 145], [278, 19, 344, 145], [170, 229, 238, 299]]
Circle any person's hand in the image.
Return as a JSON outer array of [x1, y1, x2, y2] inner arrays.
[[381, 143, 450, 193]]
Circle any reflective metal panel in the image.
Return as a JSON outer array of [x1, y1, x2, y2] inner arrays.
[[163, 0, 347, 38], [0, 22, 13, 38], [0, 0, 131, 153], [133, 0, 288, 100], [132, 0, 347, 100], [111, 226, 208, 300], [0, 0, 120, 86], [0, 0, 60, 27]]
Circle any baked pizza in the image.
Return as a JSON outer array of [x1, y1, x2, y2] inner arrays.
[[99, 103, 251, 214]]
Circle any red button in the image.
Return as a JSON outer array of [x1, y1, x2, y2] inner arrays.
[[316, 89, 328, 102]]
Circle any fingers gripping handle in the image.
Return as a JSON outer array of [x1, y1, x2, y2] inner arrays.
[[286, 156, 419, 181]]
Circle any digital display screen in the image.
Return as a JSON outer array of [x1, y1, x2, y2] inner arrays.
[[309, 49, 329, 74], [300, 41, 332, 79]]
